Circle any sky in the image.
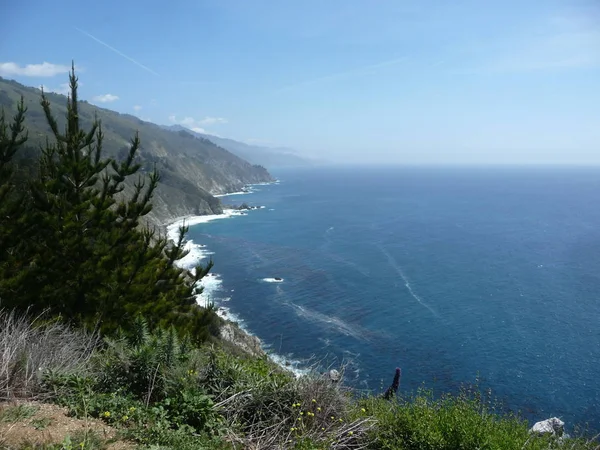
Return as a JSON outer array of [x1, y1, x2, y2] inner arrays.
[[1, 0, 599, 164]]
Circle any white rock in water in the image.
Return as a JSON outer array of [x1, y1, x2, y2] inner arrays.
[[530, 417, 565, 436]]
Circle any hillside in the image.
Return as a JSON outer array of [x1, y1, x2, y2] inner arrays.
[[0, 77, 274, 228], [164, 124, 318, 169]]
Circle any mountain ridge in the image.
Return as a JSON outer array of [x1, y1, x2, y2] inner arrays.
[[0, 76, 274, 229], [163, 124, 319, 169]]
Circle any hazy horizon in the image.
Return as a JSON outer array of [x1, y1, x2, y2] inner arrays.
[[1, 0, 599, 165]]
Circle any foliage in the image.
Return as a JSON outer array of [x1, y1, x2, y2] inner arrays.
[[42, 324, 227, 448], [0, 67, 218, 338], [359, 388, 598, 450]]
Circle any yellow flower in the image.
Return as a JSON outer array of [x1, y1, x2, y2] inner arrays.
[[321, 427, 325, 431], [312, 398, 316, 403], [339, 418, 343, 422], [348, 431, 354, 436], [291, 427, 296, 431], [317, 407, 321, 412], [129, 407, 136, 413], [297, 417, 302, 421], [361, 408, 366, 413], [300, 411, 304, 415], [103, 411, 110, 418], [331, 416, 335, 420], [121, 415, 129, 422]]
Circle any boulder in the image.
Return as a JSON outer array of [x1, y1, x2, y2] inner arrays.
[[530, 417, 565, 437], [329, 369, 340, 382]]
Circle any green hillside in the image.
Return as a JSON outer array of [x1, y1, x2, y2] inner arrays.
[[0, 76, 273, 228]]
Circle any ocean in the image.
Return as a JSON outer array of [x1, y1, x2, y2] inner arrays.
[[172, 166, 600, 430]]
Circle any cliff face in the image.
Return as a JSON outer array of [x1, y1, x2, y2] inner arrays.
[[0, 77, 274, 228]]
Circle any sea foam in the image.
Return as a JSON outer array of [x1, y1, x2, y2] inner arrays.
[[166, 188, 307, 377], [262, 277, 284, 283]]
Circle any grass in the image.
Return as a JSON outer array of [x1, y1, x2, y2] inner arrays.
[[357, 389, 599, 450], [1, 310, 599, 450], [0, 309, 99, 401], [9, 430, 110, 450], [0, 404, 38, 423]]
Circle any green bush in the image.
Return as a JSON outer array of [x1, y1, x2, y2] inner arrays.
[[359, 388, 596, 450]]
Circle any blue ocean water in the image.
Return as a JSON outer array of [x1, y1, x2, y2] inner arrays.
[[187, 166, 600, 429]]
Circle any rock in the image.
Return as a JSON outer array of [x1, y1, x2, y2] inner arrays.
[[219, 322, 265, 358], [329, 369, 340, 382], [530, 417, 565, 437]]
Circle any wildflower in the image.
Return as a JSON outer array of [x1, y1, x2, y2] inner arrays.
[[297, 417, 302, 421], [307, 411, 314, 417], [121, 415, 129, 422], [312, 398, 316, 403], [103, 411, 110, 418], [321, 427, 325, 431], [339, 418, 343, 422], [331, 416, 335, 420], [317, 407, 321, 412], [129, 407, 136, 413], [300, 411, 304, 415], [291, 427, 296, 432], [348, 431, 354, 436], [361, 408, 366, 413]]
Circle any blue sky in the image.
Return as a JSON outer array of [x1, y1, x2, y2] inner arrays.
[[1, 0, 599, 164]]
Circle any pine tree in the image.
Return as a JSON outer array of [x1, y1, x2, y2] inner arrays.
[[0, 98, 31, 298], [0, 66, 217, 339]]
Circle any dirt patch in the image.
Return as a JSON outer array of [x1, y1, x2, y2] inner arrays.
[[0, 401, 134, 449]]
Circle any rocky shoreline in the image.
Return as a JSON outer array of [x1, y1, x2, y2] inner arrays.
[[161, 182, 293, 366]]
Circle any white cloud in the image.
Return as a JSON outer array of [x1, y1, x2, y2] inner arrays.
[[168, 115, 228, 133], [38, 83, 74, 95], [92, 94, 119, 103], [133, 105, 143, 111], [198, 116, 228, 125], [180, 117, 196, 127], [0, 62, 71, 77]]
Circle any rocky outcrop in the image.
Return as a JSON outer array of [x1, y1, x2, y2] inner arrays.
[[219, 322, 265, 358], [530, 417, 568, 440]]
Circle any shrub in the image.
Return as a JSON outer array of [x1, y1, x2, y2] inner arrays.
[[0, 309, 98, 400], [360, 387, 598, 450]]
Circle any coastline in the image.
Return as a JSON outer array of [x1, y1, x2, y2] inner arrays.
[[165, 181, 309, 377]]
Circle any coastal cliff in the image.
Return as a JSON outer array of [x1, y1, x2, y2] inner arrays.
[[0, 76, 274, 229]]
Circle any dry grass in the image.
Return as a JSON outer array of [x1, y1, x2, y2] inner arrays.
[[216, 367, 375, 449], [0, 309, 99, 400]]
